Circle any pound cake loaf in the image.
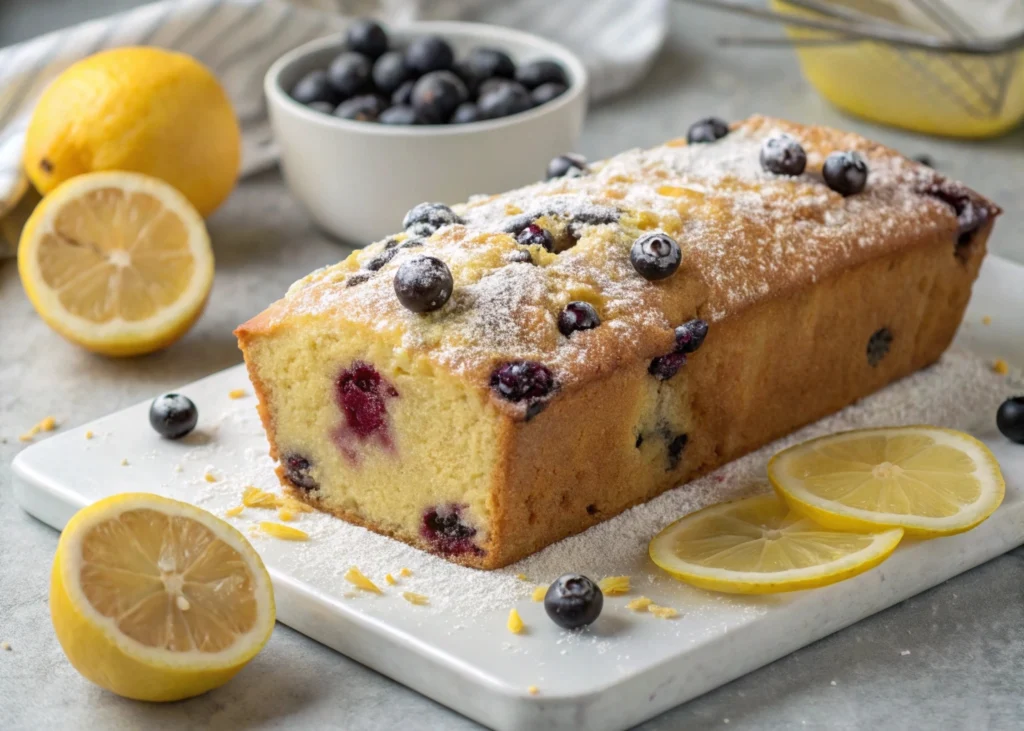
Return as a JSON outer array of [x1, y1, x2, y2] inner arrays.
[[236, 115, 999, 569]]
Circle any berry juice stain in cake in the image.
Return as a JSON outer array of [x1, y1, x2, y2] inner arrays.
[[421, 504, 482, 556], [332, 362, 399, 463]]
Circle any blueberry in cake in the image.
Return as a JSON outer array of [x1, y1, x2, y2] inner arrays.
[[236, 115, 999, 569]]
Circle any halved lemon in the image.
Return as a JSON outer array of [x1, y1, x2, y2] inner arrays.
[[18, 171, 214, 356], [649, 494, 903, 594], [769, 426, 1005, 537], [50, 493, 275, 701]]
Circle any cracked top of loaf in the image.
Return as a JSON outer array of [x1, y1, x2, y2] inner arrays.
[[239, 115, 998, 404]]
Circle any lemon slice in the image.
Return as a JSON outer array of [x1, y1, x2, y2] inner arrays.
[[50, 493, 275, 701], [18, 171, 214, 356], [769, 426, 1005, 537], [649, 494, 903, 594]]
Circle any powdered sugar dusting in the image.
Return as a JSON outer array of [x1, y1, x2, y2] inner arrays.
[[180, 349, 1021, 622], [263, 116, 975, 395]]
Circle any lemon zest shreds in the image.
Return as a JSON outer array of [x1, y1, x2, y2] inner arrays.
[[531, 586, 547, 602], [259, 522, 308, 541], [507, 608, 525, 634], [345, 567, 382, 594], [648, 604, 678, 619], [626, 597, 652, 612], [402, 592, 429, 606], [598, 576, 630, 596], [385, 574, 397, 586]]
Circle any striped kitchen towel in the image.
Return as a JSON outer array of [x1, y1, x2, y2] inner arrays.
[[0, 0, 668, 257]]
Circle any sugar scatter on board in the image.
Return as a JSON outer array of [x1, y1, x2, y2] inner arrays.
[[166, 348, 1021, 624]]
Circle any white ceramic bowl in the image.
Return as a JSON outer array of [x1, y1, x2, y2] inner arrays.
[[265, 21, 588, 246]]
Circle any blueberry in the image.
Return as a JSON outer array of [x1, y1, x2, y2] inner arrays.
[[630, 232, 682, 281], [412, 70, 468, 124], [546, 153, 588, 180], [334, 94, 386, 122], [394, 256, 453, 313], [516, 59, 568, 90], [476, 77, 514, 99], [346, 272, 374, 287], [399, 239, 424, 250], [823, 151, 869, 196], [558, 301, 601, 337], [463, 47, 516, 84], [478, 82, 532, 120], [379, 105, 420, 125], [531, 82, 567, 106], [490, 361, 556, 403], [666, 433, 688, 470], [451, 102, 481, 124], [515, 223, 554, 251], [283, 453, 318, 490], [372, 50, 410, 95], [760, 134, 807, 176], [648, 352, 687, 380], [334, 362, 398, 452], [149, 394, 198, 439], [346, 18, 388, 59], [866, 327, 892, 367], [997, 397, 1024, 444], [674, 319, 708, 354], [421, 504, 480, 556], [291, 69, 339, 106], [327, 52, 372, 97], [686, 116, 729, 144], [405, 35, 454, 75], [307, 100, 335, 115], [544, 574, 603, 630], [921, 181, 991, 255], [406, 222, 435, 238], [392, 80, 415, 107], [508, 249, 533, 264], [403, 202, 463, 234], [364, 247, 397, 271]]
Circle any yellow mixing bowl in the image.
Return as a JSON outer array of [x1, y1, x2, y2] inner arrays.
[[774, 0, 1024, 138]]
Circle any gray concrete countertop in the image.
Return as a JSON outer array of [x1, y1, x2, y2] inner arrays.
[[2, 2, 1024, 730]]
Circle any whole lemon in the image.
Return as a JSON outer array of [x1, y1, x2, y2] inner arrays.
[[24, 47, 240, 217]]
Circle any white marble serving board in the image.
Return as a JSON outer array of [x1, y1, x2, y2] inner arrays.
[[13, 256, 1024, 731]]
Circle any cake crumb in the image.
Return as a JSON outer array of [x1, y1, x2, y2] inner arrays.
[[345, 566, 382, 594], [228, 388, 247, 399], [277, 507, 295, 522], [224, 505, 244, 518], [1, 642, 10, 651], [204, 471, 218, 483], [993, 358, 1009, 375], [259, 522, 309, 541], [982, 315, 992, 325], [20, 416, 57, 441], [174, 464, 183, 473], [507, 608, 525, 634], [626, 596, 652, 612], [402, 591, 429, 606], [385, 573, 397, 585], [900, 649, 911, 656], [648, 604, 678, 619], [120, 458, 129, 466], [176, 596, 191, 611], [598, 575, 630, 596], [399, 567, 412, 577], [84, 430, 94, 440], [527, 685, 539, 696], [515, 573, 529, 581], [531, 586, 547, 602], [830, 680, 837, 686]]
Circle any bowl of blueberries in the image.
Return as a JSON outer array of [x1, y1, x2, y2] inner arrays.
[[266, 18, 588, 245]]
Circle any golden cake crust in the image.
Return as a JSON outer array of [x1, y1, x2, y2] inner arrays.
[[237, 115, 997, 419]]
